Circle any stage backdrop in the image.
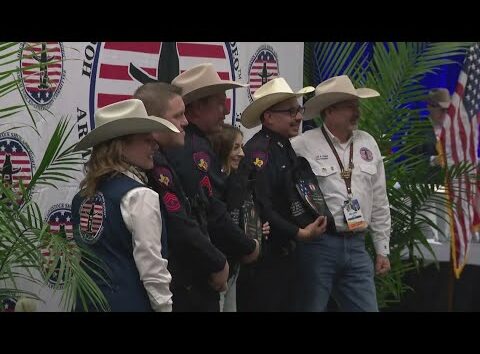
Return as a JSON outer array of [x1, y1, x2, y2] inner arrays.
[[0, 42, 304, 311]]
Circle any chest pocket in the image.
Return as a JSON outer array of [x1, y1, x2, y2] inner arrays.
[[313, 163, 338, 177], [358, 163, 377, 175]]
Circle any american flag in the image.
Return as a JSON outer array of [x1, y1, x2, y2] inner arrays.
[[92, 42, 234, 121], [80, 199, 104, 237], [20, 42, 63, 105], [0, 137, 33, 189], [248, 48, 279, 100], [440, 43, 480, 278]]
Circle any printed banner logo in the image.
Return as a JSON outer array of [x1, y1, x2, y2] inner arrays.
[[247, 45, 280, 102], [42, 204, 74, 289], [0, 132, 35, 198], [88, 42, 237, 129], [18, 42, 65, 110]]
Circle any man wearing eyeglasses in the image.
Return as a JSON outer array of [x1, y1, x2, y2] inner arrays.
[[237, 77, 329, 312], [291, 75, 390, 312]]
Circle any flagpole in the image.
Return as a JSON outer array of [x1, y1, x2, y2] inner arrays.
[[447, 248, 455, 312]]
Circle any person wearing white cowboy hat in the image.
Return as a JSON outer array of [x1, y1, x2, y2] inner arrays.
[[237, 77, 330, 312], [133, 82, 231, 312], [291, 75, 391, 312], [71, 98, 179, 312], [165, 63, 261, 308]]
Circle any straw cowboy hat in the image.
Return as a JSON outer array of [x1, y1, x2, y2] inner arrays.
[[73, 99, 179, 151], [172, 63, 247, 105], [240, 77, 315, 129], [428, 88, 451, 109], [303, 75, 380, 120]]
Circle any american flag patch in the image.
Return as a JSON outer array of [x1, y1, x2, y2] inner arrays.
[[79, 192, 105, 244]]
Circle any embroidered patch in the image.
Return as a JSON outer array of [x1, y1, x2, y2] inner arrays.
[[163, 192, 181, 212], [153, 167, 173, 188], [251, 151, 268, 170], [193, 152, 210, 172], [78, 192, 106, 244], [359, 147, 373, 162], [200, 175, 213, 197]]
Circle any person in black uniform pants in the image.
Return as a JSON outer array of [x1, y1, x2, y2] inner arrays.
[[134, 82, 229, 312], [237, 77, 332, 312], [164, 63, 260, 277]]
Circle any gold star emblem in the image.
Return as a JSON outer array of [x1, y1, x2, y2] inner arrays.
[[198, 159, 208, 171], [253, 157, 264, 168], [159, 174, 170, 186]]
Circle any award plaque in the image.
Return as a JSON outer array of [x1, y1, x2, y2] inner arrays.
[[242, 198, 263, 244], [295, 179, 328, 217]]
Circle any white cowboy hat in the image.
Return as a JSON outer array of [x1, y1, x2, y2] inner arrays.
[[73, 99, 179, 151], [240, 77, 315, 129], [172, 63, 247, 105], [303, 75, 380, 120], [428, 88, 451, 109]]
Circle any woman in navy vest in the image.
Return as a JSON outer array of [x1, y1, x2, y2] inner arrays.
[[71, 99, 180, 312]]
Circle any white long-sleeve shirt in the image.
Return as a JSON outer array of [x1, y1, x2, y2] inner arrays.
[[291, 126, 391, 256], [120, 170, 173, 312]]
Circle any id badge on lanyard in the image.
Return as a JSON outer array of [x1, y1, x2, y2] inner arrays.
[[343, 195, 367, 231], [321, 126, 367, 232]]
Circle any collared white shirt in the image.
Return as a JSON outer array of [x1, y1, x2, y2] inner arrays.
[[291, 126, 391, 256], [120, 170, 173, 312]]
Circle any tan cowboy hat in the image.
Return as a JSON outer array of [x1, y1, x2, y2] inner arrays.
[[240, 77, 315, 129], [73, 99, 179, 151], [303, 75, 380, 119], [172, 63, 247, 105], [428, 88, 451, 109]]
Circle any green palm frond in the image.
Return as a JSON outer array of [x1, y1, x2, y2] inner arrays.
[[26, 117, 84, 193]]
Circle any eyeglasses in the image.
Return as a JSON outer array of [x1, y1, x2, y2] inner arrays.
[[268, 106, 305, 118]]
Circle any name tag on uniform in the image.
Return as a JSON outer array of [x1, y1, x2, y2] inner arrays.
[[342, 197, 367, 231]]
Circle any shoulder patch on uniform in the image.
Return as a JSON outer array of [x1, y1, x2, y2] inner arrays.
[[359, 147, 373, 162], [200, 175, 213, 197], [193, 152, 210, 172], [163, 192, 181, 212], [78, 192, 106, 244], [152, 166, 174, 188], [251, 151, 268, 170]]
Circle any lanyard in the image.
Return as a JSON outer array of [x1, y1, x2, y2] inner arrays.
[[321, 125, 354, 195]]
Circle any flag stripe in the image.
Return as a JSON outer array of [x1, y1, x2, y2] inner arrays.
[[177, 43, 225, 58], [104, 42, 161, 54]]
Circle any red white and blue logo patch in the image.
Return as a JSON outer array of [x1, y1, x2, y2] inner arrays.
[[0, 132, 35, 201], [1, 297, 17, 312], [193, 151, 210, 172], [247, 45, 280, 102], [89, 42, 237, 129], [360, 147, 373, 162], [79, 192, 106, 244], [18, 42, 65, 110], [41, 204, 74, 289]]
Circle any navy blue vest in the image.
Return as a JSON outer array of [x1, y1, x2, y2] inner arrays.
[[72, 174, 166, 312]]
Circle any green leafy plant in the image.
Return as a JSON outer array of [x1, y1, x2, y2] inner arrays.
[[0, 42, 108, 311]]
